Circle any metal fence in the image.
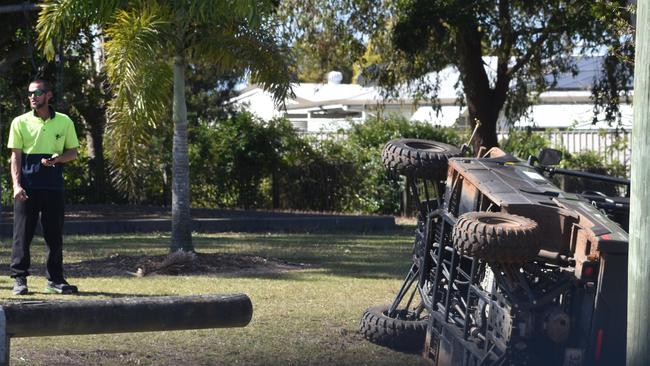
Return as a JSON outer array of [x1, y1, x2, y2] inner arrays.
[[498, 129, 631, 167], [297, 131, 349, 145]]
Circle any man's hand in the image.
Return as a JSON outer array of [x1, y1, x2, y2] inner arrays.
[[13, 185, 28, 201], [41, 156, 57, 167]]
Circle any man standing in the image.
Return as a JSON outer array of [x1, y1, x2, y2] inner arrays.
[[8, 79, 79, 295]]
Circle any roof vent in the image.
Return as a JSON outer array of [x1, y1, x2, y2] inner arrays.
[[327, 71, 343, 84]]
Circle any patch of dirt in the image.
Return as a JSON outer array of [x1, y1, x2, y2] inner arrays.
[[33, 253, 311, 277]]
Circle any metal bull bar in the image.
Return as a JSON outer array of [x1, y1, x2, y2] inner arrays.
[[0, 294, 253, 365]]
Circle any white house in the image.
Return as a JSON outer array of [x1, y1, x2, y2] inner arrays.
[[230, 70, 464, 132], [229, 57, 632, 133]]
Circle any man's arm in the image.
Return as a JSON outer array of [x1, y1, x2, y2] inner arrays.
[[53, 148, 77, 164], [41, 148, 77, 167], [10, 149, 27, 201]]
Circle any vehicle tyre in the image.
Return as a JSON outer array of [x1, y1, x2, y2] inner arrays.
[[452, 212, 540, 263], [359, 304, 427, 353], [382, 138, 462, 180]]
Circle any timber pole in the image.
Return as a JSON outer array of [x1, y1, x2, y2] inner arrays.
[[0, 294, 252, 365], [628, 1, 650, 365], [2, 294, 252, 337]]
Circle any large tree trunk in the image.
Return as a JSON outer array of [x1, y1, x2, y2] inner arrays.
[[457, 27, 509, 153], [86, 122, 106, 201], [465, 94, 501, 153], [85, 31, 108, 202], [76, 104, 107, 202], [170, 43, 193, 252]]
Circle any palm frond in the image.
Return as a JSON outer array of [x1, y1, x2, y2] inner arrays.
[[193, 21, 294, 106], [104, 5, 172, 120], [103, 5, 173, 199], [37, 0, 125, 59]]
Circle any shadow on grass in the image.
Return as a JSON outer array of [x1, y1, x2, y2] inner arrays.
[[0, 232, 416, 281], [203, 233, 415, 277], [0, 278, 174, 298], [0, 291, 174, 302]]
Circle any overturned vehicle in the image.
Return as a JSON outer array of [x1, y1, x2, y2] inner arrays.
[[360, 137, 629, 366]]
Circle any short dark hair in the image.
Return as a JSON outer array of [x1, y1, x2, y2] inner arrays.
[[30, 79, 51, 92]]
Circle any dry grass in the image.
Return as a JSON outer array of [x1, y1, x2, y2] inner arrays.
[[0, 232, 427, 366], [394, 216, 417, 227]]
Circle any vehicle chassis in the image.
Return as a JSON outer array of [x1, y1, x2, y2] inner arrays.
[[385, 151, 628, 366]]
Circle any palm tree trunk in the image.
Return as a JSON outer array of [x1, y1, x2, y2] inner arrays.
[[170, 45, 193, 252]]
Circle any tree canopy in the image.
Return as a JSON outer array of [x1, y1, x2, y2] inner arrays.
[[280, 0, 634, 150], [275, 0, 378, 83]]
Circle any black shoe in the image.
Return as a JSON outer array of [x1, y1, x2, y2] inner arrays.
[[45, 280, 78, 294], [12, 277, 28, 295]]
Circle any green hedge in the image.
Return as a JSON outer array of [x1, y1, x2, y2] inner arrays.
[[5, 115, 628, 213], [187, 113, 461, 214]]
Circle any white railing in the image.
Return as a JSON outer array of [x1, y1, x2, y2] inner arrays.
[[297, 131, 349, 144], [498, 130, 631, 167]]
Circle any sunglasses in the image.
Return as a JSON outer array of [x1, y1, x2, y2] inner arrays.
[[27, 89, 48, 97]]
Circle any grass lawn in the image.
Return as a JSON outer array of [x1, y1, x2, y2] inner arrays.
[[0, 231, 429, 365]]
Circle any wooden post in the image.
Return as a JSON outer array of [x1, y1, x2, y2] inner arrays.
[[2, 294, 252, 338], [272, 169, 280, 209], [0, 294, 252, 366], [402, 175, 409, 216], [0, 308, 7, 366], [628, 1, 650, 365]]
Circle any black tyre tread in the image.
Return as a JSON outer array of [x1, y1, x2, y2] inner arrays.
[[359, 304, 427, 353], [452, 212, 540, 263], [381, 138, 462, 180]]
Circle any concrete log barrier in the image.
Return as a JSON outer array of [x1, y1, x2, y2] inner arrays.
[[1, 293, 252, 338]]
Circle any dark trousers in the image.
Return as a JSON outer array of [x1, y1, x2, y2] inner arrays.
[[10, 189, 65, 282]]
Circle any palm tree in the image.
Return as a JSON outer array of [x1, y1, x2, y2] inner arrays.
[[36, 0, 292, 252]]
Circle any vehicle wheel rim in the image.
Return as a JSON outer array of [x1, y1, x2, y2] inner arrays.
[[405, 141, 446, 152], [477, 216, 520, 227]]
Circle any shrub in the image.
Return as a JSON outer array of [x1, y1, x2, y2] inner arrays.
[[342, 115, 461, 214], [499, 128, 551, 160], [190, 113, 294, 209], [557, 150, 628, 196], [192, 113, 462, 214], [348, 115, 463, 148], [278, 138, 363, 212]]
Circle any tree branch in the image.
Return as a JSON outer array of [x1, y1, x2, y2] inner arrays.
[[507, 2, 592, 78], [506, 32, 550, 78], [495, 0, 513, 101]]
